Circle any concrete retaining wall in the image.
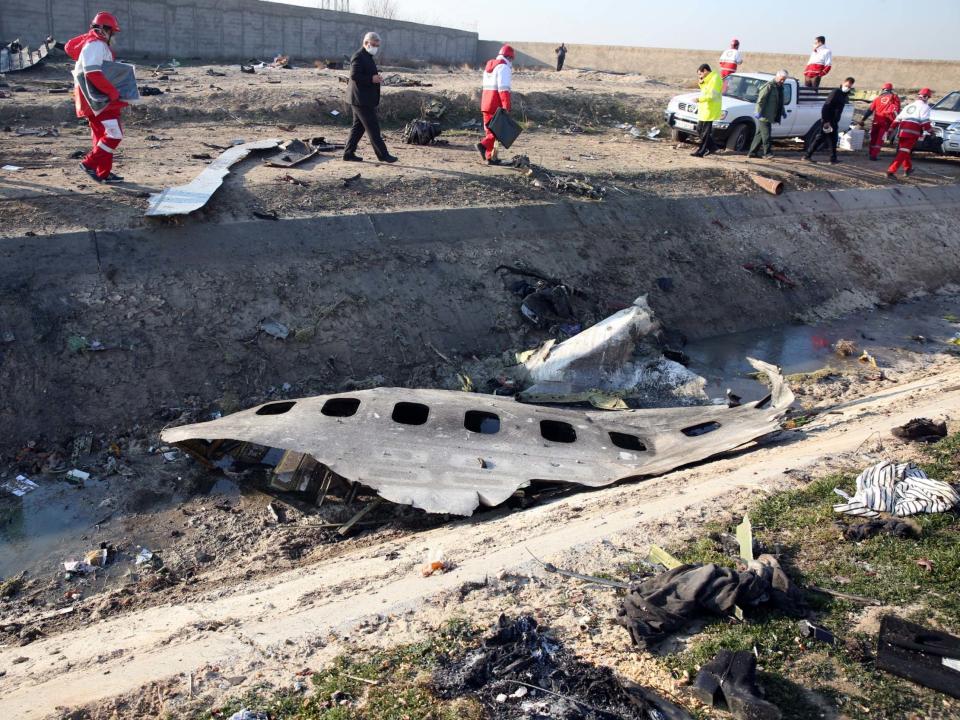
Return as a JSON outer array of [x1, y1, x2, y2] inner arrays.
[[477, 41, 960, 91], [0, 0, 478, 63]]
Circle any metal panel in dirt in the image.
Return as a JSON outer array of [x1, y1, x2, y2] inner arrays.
[[145, 139, 280, 217], [161, 358, 793, 516]]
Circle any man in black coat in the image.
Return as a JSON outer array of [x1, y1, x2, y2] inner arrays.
[[343, 32, 397, 163], [804, 76, 855, 164]]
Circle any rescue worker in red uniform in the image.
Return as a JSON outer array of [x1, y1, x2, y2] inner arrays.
[[718, 39, 742, 78], [476, 44, 514, 165], [859, 83, 901, 161], [65, 12, 126, 183], [803, 36, 832, 89], [887, 88, 933, 178]]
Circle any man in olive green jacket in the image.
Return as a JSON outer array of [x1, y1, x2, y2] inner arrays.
[[693, 63, 723, 157], [747, 70, 788, 158]]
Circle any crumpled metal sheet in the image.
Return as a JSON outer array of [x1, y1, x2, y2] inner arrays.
[[160, 359, 793, 517], [517, 295, 706, 407], [145, 139, 280, 217], [0, 40, 52, 73]]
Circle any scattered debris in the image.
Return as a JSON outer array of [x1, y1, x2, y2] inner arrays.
[[74, 59, 140, 114], [748, 173, 784, 196], [2, 164, 23, 171], [252, 210, 279, 221], [2, 474, 38, 497], [798, 619, 836, 645], [380, 74, 432, 87], [263, 138, 328, 168], [161, 359, 792, 517], [876, 615, 960, 699], [0, 37, 54, 73], [690, 650, 782, 720], [515, 295, 707, 407], [421, 548, 448, 577], [742, 260, 797, 289], [434, 615, 693, 720], [401, 119, 442, 145], [228, 711, 269, 720], [508, 155, 605, 200], [833, 338, 857, 356], [258, 319, 290, 340], [146, 139, 280, 216], [859, 349, 878, 368], [835, 517, 920, 541], [66, 469, 91, 482], [617, 554, 806, 649], [15, 126, 60, 137], [833, 460, 960, 517], [891, 417, 948, 443], [134, 548, 154, 566], [138, 85, 163, 96], [64, 546, 110, 575]]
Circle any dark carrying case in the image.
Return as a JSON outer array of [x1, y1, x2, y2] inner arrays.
[[488, 107, 523, 149]]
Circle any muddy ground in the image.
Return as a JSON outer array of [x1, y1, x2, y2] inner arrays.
[[1, 58, 960, 719]]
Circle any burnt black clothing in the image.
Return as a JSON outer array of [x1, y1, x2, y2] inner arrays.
[[347, 47, 381, 107], [821, 87, 849, 126], [343, 104, 389, 159]]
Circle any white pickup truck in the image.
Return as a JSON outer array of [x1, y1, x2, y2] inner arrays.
[[664, 72, 855, 152]]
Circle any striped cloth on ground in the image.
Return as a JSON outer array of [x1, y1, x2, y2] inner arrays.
[[833, 460, 960, 518]]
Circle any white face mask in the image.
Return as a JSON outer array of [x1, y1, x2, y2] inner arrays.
[[366, 45, 379, 56], [842, 86, 850, 93]]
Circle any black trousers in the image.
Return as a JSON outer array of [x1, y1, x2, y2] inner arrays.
[[343, 104, 389, 159], [695, 121, 718, 155], [805, 121, 838, 160], [556, 56, 565, 71]]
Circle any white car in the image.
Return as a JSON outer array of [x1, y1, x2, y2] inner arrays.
[[664, 72, 855, 152], [920, 91, 960, 154]]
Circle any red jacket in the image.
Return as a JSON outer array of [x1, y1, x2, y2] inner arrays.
[[481, 56, 512, 113], [66, 31, 125, 120], [868, 93, 901, 123]]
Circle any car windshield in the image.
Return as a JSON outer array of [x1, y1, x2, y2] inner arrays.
[[933, 92, 960, 112], [724, 76, 768, 102]]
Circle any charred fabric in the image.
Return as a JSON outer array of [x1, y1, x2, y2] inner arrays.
[[160, 358, 793, 517]]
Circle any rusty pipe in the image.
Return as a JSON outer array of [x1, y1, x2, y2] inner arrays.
[[749, 173, 784, 195]]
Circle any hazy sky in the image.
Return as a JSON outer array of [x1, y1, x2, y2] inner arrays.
[[271, 0, 960, 60]]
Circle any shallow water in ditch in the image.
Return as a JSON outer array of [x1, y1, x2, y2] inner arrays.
[[0, 295, 957, 581], [687, 294, 960, 403]]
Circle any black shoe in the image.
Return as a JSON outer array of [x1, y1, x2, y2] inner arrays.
[[869, 156, 878, 161], [79, 162, 102, 182], [763, 153, 775, 159], [486, 157, 502, 166], [747, 154, 760, 159], [475, 142, 487, 161], [802, 155, 816, 163], [904, 168, 913, 176], [829, 157, 840, 164], [886, 171, 897, 179], [103, 172, 124, 184], [690, 650, 732, 707], [342, 153, 363, 162], [690, 150, 704, 157], [378, 154, 398, 163], [720, 651, 782, 720]]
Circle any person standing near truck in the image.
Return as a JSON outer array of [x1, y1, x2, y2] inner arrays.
[[747, 70, 788, 159], [692, 63, 723, 157], [887, 88, 933, 178], [64, 11, 127, 183], [719, 39, 742, 78], [859, 83, 901, 161], [803, 77, 854, 164], [803, 36, 832, 89], [555, 43, 567, 72]]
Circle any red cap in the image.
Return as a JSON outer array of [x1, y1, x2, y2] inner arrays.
[[919, 87, 932, 97], [499, 44, 515, 59], [882, 82, 893, 90], [91, 11, 120, 32], [731, 38, 739, 48]]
